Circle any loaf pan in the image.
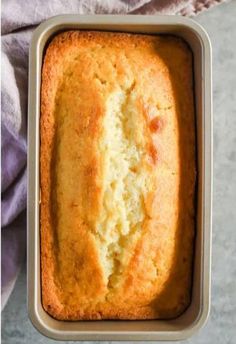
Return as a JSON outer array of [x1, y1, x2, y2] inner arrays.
[[27, 14, 212, 341]]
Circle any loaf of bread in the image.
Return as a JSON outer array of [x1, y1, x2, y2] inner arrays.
[[40, 31, 196, 320]]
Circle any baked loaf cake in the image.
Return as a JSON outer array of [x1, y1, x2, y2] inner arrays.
[[40, 31, 196, 320]]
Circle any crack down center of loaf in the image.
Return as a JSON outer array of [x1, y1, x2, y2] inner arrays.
[[95, 88, 151, 289]]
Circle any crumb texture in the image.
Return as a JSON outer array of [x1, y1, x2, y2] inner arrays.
[[40, 31, 196, 320]]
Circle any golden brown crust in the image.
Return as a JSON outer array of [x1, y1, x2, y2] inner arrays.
[[40, 31, 196, 320]]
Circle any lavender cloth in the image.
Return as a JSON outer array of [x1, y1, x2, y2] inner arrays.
[[1, 0, 227, 310]]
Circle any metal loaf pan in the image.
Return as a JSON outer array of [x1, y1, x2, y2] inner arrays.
[[27, 15, 212, 341]]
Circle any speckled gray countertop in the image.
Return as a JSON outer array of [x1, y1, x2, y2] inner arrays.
[[2, 2, 236, 343]]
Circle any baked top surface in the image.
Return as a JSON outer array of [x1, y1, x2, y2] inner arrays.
[[40, 31, 196, 320]]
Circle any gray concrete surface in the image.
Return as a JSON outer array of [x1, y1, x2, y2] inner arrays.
[[2, 1, 236, 343]]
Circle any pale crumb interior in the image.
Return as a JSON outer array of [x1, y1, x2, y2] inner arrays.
[[95, 88, 151, 288]]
